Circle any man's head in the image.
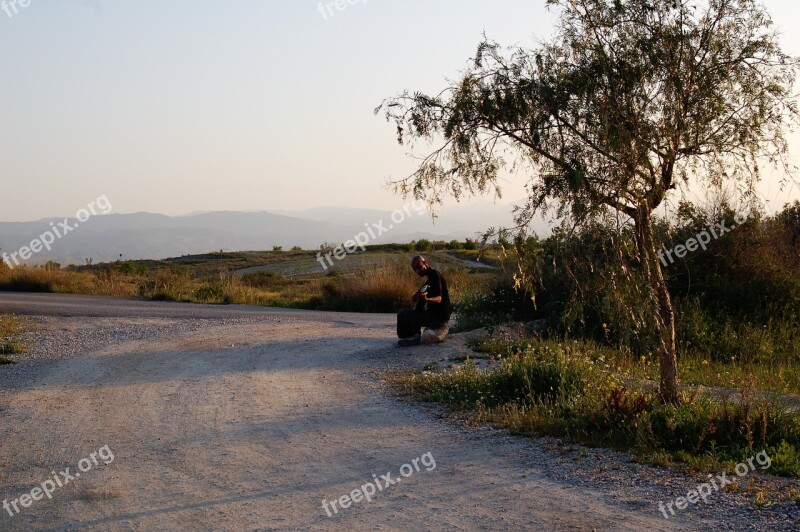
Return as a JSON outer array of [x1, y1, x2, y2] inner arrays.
[[411, 255, 429, 277]]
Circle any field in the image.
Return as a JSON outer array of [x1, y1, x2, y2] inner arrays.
[[0, 245, 501, 311]]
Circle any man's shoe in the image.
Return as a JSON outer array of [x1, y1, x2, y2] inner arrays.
[[397, 334, 421, 347]]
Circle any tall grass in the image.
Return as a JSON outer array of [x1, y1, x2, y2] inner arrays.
[[308, 257, 473, 313], [136, 268, 196, 302], [0, 264, 321, 308], [309, 258, 420, 312], [0, 253, 475, 312], [0, 264, 100, 294]]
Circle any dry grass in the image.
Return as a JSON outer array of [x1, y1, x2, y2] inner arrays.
[[309, 257, 421, 312], [0, 253, 480, 312], [0, 314, 26, 362], [305, 256, 475, 313], [0, 264, 102, 294]]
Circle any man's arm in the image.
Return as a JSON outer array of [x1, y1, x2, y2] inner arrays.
[[422, 271, 443, 303]]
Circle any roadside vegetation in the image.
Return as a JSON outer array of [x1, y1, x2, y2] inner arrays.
[[389, 201, 800, 478], [0, 314, 26, 364], [0, 240, 496, 311]]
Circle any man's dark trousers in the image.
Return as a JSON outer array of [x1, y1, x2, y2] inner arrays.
[[397, 309, 439, 339]]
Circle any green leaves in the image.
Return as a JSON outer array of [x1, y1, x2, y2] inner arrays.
[[379, 0, 797, 227]]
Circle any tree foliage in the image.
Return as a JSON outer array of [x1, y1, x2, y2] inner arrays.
[[378, 0, 798, 404], [379, 0, 797, 221]]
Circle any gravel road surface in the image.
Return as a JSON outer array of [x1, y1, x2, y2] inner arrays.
[[0, 292, 797, 531]]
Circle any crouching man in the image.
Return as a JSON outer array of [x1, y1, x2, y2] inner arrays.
[[397, 255, 452, 347]]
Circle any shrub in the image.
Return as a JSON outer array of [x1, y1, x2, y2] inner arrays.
[[415, 239, 432, 252], [193, 284, 229, 304], [452, 274, 537, 332]]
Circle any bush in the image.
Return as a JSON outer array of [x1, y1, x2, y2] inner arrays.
[[415, 239, 432, 252], [475, 202, 800, 360], [452, 274, 537, 332], [770, 441, 800, 477], [193, 284, 230, 304]]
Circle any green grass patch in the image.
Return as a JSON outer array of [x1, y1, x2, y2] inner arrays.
[[388, 337, 800, 477]]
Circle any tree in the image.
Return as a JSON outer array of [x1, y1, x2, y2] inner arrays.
[[415, 239, 433, 252], [378, 0, 798, 404]]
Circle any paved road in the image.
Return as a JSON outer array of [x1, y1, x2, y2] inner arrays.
[[0, 292, 759, 530], [0, 291, 321, 319]]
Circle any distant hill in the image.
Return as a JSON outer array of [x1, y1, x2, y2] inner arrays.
[[0, 202, 551, 266]]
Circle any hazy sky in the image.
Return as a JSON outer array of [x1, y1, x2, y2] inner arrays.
[[1, 0, 798, 222]]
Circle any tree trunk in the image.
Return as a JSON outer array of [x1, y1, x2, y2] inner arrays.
[[634, 208, 680, 405]]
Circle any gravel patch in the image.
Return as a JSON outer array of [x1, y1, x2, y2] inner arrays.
[[2, 312, 798, 530], [0, 315, 280, 391], [377, 393, 800, 531]]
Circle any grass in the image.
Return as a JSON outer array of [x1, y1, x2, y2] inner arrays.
[[672, 301, 800, 395], [0, 314, 26, 363], [449, 266, 800, 395], [386, 328, 800, 478], [0, 264, 99, 294], [0, 248, 485, 313], [308, 258, 420, 312]]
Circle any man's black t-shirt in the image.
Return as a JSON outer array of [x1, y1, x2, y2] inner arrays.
[[421, 268, 452, 325]]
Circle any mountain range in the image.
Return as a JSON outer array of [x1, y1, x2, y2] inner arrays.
[[0, 201, 552, 266]]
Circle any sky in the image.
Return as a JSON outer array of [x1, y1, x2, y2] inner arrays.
[[1, 0, 798, 222]]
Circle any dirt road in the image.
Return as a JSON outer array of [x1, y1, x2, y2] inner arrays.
[[0, 293, 790, 530]]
